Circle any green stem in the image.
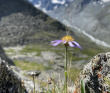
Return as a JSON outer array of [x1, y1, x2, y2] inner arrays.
[[33, 75, 35, 93], [65, 46, 68, 93], [54, 80, 55, 93]]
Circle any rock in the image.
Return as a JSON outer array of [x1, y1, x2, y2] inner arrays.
[[0, 57, 24, 93], [0, 56, 43, 93], [37, 70, 65, 83], [0, 45, 14, 65], [12, 55, 46, 64], [41, 51, 62, 62], [52, 62, 64, 71], [73, 52, 110, 93], [11, 66, 42, 92]]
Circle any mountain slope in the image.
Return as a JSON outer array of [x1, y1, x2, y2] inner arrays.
[[47, 0, 110, 46], [0, 0, 67, 46], [0, 0, 107, 51], [27, 0, 110, 47]]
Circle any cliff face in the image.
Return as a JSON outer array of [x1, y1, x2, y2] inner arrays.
[[0, 0, 66, 46]]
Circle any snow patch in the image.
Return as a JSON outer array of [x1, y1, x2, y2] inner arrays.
[[54, 5, 58, 9], [42, 8, 48, 13], [51, 0, 66, 4], [73, 26, 110, 47], [34, 1, 41, 8], [102, 0, 110, 2], [65, 4, 68, 6], [28, 0, 33, 2]]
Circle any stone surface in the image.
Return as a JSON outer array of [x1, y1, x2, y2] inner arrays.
[[11, 66, 42, 92], [0, 45, 14, 65], [41, 51, 62, 61], [0, 57, 23, 93], [73, 52, 110, 93], [0, 55, 43, 93]]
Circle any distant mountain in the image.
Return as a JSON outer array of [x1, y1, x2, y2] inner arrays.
[[27, 0, 110, 47], [27, 0, 73, 12], [55, 0, 110, 46], [26, 0, 109, 13]]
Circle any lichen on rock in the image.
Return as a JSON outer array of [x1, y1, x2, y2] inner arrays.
[[74, 52, 110, 93], [0, 57, 26, 93]]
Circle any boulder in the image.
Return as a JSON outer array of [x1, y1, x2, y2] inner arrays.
[[0, 57, 25, 93], [73, 52, 110, 93]]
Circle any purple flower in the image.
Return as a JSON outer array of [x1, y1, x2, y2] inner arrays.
[[50, 35, 82, 49]]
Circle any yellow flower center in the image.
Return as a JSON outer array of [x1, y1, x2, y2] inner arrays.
[[62, 35, 74, 42]]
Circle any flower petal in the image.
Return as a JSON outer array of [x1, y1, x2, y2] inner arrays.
[[50, 40, 62, 46], [51, 40, 61, 43], [72, 41, 83, 49], [51, 40, 62, 45], [68, 41, 74, 47]]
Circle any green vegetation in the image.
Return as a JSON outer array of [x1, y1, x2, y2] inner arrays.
[[20, 45, 42, 56], [19, 44, 104, 59], [27, 31, 58, 39], [20, 44, 65, 56], [14, 60, 51, 71], [4, 43, 110, 92], [82, 48, 103, 56], [5, 49, 15, 53], [81, 79, 86, 93], [4, 44, 105, 83], [69, 67, 81, 82], [104, 77, 110, 91]]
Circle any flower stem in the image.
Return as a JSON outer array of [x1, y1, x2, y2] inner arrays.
[[65, 46, 68, 93], [33, 75, 35, 93]]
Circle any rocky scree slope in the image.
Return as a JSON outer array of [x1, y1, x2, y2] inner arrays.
[[0, 0, 67, 46]]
